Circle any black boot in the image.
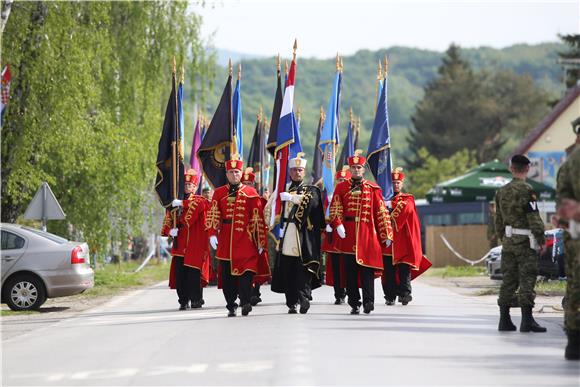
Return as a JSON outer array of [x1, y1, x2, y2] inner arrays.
[[498, 306, 516, 331], [520, 306, 547, 333], [241, 303, 252, 316], [565, 330, 580, 360]]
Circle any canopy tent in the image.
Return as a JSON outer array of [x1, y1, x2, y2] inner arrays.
[[426, 160, 555, 204]]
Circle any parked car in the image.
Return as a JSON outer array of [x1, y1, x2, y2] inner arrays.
[[485, 229, 563, 280], [1, 223, 94, 311]]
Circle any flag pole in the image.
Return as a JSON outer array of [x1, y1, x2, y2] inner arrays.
[[171, 57, 179, 230], [229, 58, 236, 157], [375, 60, 382, 114]]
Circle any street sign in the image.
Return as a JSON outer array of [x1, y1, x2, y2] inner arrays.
[[23, 182, 66, 231]]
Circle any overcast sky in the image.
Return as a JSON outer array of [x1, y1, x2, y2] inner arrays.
[[193, 0, 580, 59]]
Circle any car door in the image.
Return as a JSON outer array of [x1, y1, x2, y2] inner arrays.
[[1, 230, 27, 282]]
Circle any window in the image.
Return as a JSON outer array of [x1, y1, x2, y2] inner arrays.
[[423, 214, 452, 226], [458, 213, 485, 225], [22, 226, 67, 244], [1, 231, 25, 250]]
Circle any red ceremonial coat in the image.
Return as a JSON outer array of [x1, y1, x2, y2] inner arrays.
[[253, 197, 272, 285], [323, 192, 345, 288], [162, 194, 211, 288], [329, 179, 393, 271], [206, 184, 268, 277]]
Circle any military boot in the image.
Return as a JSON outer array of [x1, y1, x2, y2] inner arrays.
[[565, 330, 580, 360], [498, 306, 516, 331], [519, 306, 547, 333]]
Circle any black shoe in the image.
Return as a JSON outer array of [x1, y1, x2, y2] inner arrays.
[[299, 299, 310, 314], [200, 299, 205, 305], [250, 296, 262, 306], [288, 306, 297, 314], [385, 299, 395, 306], [498, 306, 516, 331], [565, 330, 580, 360], [520, 306, 547, 333], [227, 305, 237, 317], [350, 306, 360, 315], [179, 304, 187, 311], [334, 298, 342, 305], [191, 300, 202, 309], [363, 302, 374, 314], [399, 295, 412, 305], [241, 303, 252, 316]]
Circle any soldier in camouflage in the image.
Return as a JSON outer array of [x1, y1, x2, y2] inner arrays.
[[556, 125, 580, 361], [494, 154, 546, 333]]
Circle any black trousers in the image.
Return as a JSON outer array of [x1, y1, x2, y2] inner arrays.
[[220, 260, 254, 309], [344, 254, 375, 307], [280, 254, 312, 308], [382, 255, 412, 300], [331, 253, 346, 299], [252, 283, 261, 298], [174, 256, 202, 306]]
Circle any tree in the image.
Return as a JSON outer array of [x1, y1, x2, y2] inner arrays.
[[558, 34, 580, 89], [1, 2, 215, 254], [406, 44, 550, 166]]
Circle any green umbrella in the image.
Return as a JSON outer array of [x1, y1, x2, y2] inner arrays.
[[426, 160, 555, 203]]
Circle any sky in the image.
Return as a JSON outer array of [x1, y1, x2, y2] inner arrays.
[[193, 0, 580, 59]]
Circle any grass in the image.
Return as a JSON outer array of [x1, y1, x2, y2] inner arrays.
[[475, 279, 566, 296], [425, 265, 487, 278]]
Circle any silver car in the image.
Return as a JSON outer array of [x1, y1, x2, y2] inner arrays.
[[1, 223, 94, 311]]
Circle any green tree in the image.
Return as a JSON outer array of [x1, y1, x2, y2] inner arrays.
[[1, 2, 214, 254], [558, 34, 580, 89]]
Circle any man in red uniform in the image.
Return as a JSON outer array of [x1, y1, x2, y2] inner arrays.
[[161, 169, 210, 310], [206, 157, 268, 317], [324, 166, 351, 305], [381, 168, 431, 305], [329, 151, 393, 314], [241, 167, 271, 306]]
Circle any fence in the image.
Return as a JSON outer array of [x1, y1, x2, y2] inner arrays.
[[425, 224, 489, 267]]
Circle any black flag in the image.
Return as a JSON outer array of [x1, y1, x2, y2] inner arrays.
[[198, 75, 233, 188], [311, 108, 325, 186], [155, 73, 185, 207], [266, 68, 283, 156]]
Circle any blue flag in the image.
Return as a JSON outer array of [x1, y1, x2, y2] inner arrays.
[[289, 112, 302, 159], [233, 78, 243, 158], [367, 75, 393, 201], [319, 71, 342, 208]]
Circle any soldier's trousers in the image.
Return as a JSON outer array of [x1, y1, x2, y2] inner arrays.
[[330, 253, 346, 300], [220, 260, 254, 309], [498, 243, 538, 307], [279, 254, 312, 308], [564, 236, 580, 331], [344, 254, 375, 307], [382, 256, 412, 301], [174, 256, 201, 306]]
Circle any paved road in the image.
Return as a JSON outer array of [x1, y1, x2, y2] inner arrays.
[[2, 279, 578, 386]]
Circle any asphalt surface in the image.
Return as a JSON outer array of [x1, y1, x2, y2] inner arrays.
[[2, 278, 578, 386]]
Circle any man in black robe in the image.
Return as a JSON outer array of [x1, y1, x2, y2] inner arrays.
[[271, 153, 325, 314]]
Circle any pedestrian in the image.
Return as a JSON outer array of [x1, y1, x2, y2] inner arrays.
[[206, 156, 268, 317], [323, 166, 350, 305], [495, 154, 546, 332], [555, 125, 580, 360], [328, 150, 393, 314], [381, 168, 431, 306], [271, 153, 325, 314], [161, 169, 210, 310]]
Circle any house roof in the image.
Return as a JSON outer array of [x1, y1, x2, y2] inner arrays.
[[511, 84, 580, 157]]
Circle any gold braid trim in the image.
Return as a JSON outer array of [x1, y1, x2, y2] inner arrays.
[[329, 193, 343, 223], [184, 198, 199, 224], [249, 207, 267, 248], [294, 190, 312, 229], [391, 199, 407, 219], [205, 200, 220, 231]]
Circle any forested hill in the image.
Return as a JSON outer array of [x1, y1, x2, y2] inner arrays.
[[200, 42, 565, 161]]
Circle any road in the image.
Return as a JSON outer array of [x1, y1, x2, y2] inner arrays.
[[2, 279, 578, 386]]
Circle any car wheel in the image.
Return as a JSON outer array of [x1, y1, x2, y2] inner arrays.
[[4, 275, 47, 311]]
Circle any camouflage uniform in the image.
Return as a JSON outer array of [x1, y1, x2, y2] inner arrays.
[[495, 179, 545, 308], [556, 146, 580, 357]]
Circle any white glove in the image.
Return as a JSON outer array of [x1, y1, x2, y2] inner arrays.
[[209, 236, 218, 250], [336, 224, 346, 239], [258, 248, 264, 254], [385, 240, 392, 247], [325, 224, 333, 233], [171, 199, 183, 208], [385, 200, 392, 209], [279, 227, 284, 238], [280, 192, 293, 202], [169, 228, 178, 237]]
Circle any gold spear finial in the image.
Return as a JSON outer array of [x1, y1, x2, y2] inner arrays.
[[276, 54, 281, 72], [383, 56, 389, 77], [238, 62, 242, 80], [336, 53, 340, 71], [320, 106, 324, 119], [228, 58, 232, 76], [180, 64, 185, 83], [293, 38, 298, 61], [172, 56, 176, 73], [297, 106, 301, 122], [285, 60, 289, 75], [349, 107, 353, 122], [257, 106, 263, 121], [340, 57, 344, 73], [377, 61, 383, 80]]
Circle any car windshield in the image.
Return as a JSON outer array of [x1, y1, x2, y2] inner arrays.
[[22, 226, 68, 244]]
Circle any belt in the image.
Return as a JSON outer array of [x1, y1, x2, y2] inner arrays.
[[505, 226, 531, 237], [222, 219, 232, 224], [344, 216, 357, 222]]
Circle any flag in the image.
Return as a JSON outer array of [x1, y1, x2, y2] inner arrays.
[[233, 76, 243, 158], [155, 72, 185, 207], [198, 75, 233, 188], [289, 109, 302, 159], [247, 113, 265, 192], [311, 108, 325, 185], [189, 117, 202, 173], [367, 74, 393, 201], [337, 113, 355, 170], [271, 56, 298, 227], [1, 64, 11, 125], [177, 80, 185, 162], [319, 70, 342, 209], [266, 66, 283, 156]]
